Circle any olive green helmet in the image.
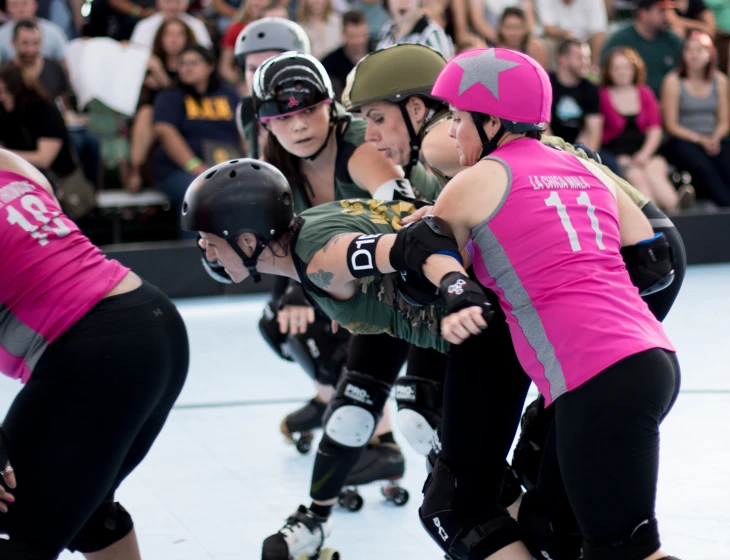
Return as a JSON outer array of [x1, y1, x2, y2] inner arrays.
[[343, 44, 447, 113]]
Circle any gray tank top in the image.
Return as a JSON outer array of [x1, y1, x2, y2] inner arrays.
[[678, 76, 718, 136]]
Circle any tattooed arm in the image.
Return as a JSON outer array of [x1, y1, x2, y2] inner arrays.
[[305, 232, 399, 302]]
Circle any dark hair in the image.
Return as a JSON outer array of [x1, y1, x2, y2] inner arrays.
[[498, 7, 530, 53], [152, 17, 197, 61], [678, 31, 717, 81], [12, 19, 39, 41], [0, 63, 49, 113], [557, 38, 582, 58], [342, 9, 366, 28], [269, 215, 305, 258], [601, 46, 647, 86], [178, 44, 221, 99]]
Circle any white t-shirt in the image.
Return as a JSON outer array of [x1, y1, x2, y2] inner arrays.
[[536, 0, 607, 40], [130, 13, 213, 50]]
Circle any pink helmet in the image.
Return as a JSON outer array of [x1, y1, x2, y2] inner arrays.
[[431, 47, 551, 132]]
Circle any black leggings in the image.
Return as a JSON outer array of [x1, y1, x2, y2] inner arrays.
[[310, 333, 447, 501], [535, 348, 680, 559], [0, 281, 189, 557]]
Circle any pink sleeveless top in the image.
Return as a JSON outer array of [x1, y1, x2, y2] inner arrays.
[[469, 138, 674, 406], [0, 171, 130, 383]]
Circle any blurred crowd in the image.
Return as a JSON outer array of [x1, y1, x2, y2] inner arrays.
[[0, 0, 728, 241]]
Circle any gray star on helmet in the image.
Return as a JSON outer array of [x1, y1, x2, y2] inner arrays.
[[455, 49, 522, 99]]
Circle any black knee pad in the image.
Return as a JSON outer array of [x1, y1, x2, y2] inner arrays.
[[419, 458, 520, 560], [286, 314, 350, 387], [582, 517, 661, 560], [0, 539, 58, 559], [258, 299, 294, 362], [67, 502, 134, 553], [394, 375, 443, 456], [518, 489, 582, 560], [322, 370, 392, 448]]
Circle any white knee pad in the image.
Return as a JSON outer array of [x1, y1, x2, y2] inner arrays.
[[324, 404, 377, 447], [397, 408, 436, 455]]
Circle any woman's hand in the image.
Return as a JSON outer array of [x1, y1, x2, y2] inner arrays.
[[399, 205, 433, 226], [277, 305, 316, 335], [632, 151, 650, 167], [0, 462, 16, 513], [441, 306, 488, 344]]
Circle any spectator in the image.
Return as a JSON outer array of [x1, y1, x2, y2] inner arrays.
[[297, 0, 343, 59], [131, 0, 212, 49], [661, 31, 730, 206], [548, 39, 603, 151], [128, 17, 196, 192], [12, 19, 66, 99], [262, 1, 290, 19], [601, 0, 682, 95], [321, 10, 373, 100], [210, 0, 243, 35], [0, 64, 79, 190], [0, 0, 67, 63], [666, 0, 716, 40], [704, 0, 730, 72], [600, 46, 679, 211], [349, 0, 390, 39], [496, 6, 547, 68], [219, 0, 271, 85], [468, 0, 537, 46], [106, 0, 157, 41], [152, 45, 241, 237], [377, 0, 454, 58]]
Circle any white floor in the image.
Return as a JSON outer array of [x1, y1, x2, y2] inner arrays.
[[1, 264, 729, 559]]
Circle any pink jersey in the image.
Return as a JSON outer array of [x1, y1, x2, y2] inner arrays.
[[0, 171, 129, 383], [470, 139, 674, 405]]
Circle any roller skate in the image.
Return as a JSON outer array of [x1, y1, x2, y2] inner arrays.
[[281, 399, 328, 454], [338, 438, 408, 512], [262, 505, 341, 560]]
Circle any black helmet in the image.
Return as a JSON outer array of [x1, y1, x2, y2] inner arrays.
[[234, 17, 312, 70], [182, 159, 294, 282], [252, 51, 335, 122]]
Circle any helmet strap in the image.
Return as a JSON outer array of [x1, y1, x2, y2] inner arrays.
[[470, 112, 506, 160], [230, 237, 268, 283], [304, 106, 336, 162], [397, 102, 422, 179]]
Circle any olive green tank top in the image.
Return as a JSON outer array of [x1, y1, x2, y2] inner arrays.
[[421, 108, 453, 189], [541, 135, 649, 209], [291, 116, 444, 214], [292, 199, 449, 354]]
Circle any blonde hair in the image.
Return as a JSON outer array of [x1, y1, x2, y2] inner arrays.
[[297, 0, 333, 24]]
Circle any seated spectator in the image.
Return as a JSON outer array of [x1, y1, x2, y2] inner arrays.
[[705, 0, 730, 72], [0, 64, 80, 189], [601, 0, 683, 95], [107, 0, 157, 41], [321, 10, 373, 100], [0, 0, 67, 63], [349, 0, 390, 39], [210, 0, 243, 35], [468, 0, 536, 46], [661, 31, 730, 206], [536, 0, 607, 69], [131, 0, 212, 49], [152, 45, 241, 237], [600, 46, 679, 211], [496, 6, 547, 68], [297, 0, 343, 59], [128, 17, 196, 192], [377, 0, 454, 58], [666, 0, 716, 39], [262, 1, 290, 19], [219, 0, 271, 85], [548, 39, 603, 151]]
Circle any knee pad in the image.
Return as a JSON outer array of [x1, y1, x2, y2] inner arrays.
[[323, 370, 391, 448], [67, 502, 134, 553], [518, 489, 582, 560], [620, 233, 675, 297], [394, 376, 443, 456], [258, 299, 294, 362], [286, 314, 350, 387], [419, 459, 520, 560], [582, 517, 660, 560]]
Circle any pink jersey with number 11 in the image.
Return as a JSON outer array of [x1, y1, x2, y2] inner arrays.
[[0, 171, 129, 383], [469, 138, 674, 406]]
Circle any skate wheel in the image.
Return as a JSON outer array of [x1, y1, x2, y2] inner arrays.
[[296, 432, 314, 454], [391, 487, 409, 506], [339, 489, 363, 512], [319, 548, 341, 560]]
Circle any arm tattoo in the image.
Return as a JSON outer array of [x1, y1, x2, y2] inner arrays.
[[322, 233, 347, 254], [308, 269, 335, 289]]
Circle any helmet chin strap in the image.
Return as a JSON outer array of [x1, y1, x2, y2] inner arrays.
[[229, 237, 268, 283], [304, 107, 336, 162], [397, 101, 439, 179], [470, 112, 506, 161]]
